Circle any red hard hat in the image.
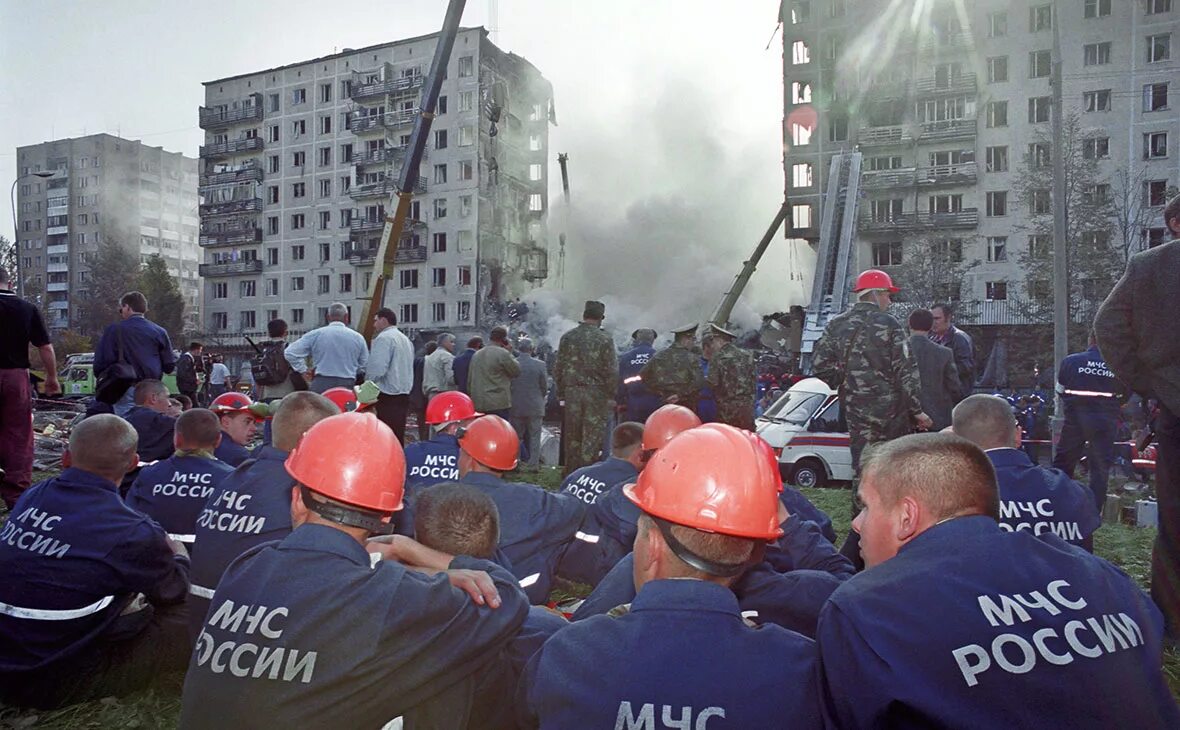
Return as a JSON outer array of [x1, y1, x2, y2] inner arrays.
[[210, 392, 256, 416], [322, 387, 369, 413], [426, 391, 482, 425], [642, 404, 702, 451], [457, 415, 519, 471], [852, 269, 900, 293], [625, 423, 784, 540], [284, 412, 405, 513]]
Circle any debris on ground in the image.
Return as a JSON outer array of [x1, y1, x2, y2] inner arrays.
[[30, 399, 87, 470]]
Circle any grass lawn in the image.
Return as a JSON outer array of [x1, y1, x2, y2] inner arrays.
[[1, 472, 1176, 726]]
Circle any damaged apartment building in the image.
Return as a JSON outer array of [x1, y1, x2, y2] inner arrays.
[[197, 27, 553, 338]]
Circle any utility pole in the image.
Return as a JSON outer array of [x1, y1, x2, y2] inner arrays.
[[1050, 0, 1069, 449], [556, 153, 571, 290]]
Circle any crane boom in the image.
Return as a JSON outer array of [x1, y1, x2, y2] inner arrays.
[[709, 203, 790, 328]]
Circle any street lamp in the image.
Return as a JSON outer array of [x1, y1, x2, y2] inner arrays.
[[9, 169, 57, 298]]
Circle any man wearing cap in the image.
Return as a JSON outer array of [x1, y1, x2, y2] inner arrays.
[[179, 413, 529, 729], [617, 328, 661, 423], [555, 300, 618, 476], [705, 323, 757, 430], [519, 423, 822, 728], [639, 323, 705, 414], [458, 415, 586, 603]]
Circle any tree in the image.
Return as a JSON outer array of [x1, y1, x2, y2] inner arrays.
[[891, 234, 980, 308], [135, 254, 186, 340], [0, 234, 15, 283], [74, 239, 138, 340]]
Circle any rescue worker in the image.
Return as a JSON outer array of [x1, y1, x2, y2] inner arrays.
[[187, 391, 338, 638], [816, 433, 1180, 729], [398, 391, 484, 536], [616, 328, 661, 423], [639, 322, 705, 412], [554, 300, 617, 476], [0, 415, 191, 709], [179, 413, 529, 729], [208, 391, 265, 467], [126, 408, 234, 546], [458, 415, 586, 603], [559, 421, 645, 505], [122, 378, 177, 464], [321, 384, 377, 413], [705, 322, 757, 429], [953, 394, 1100, 550], [1053, 331, 1128, 511], [519, 423, 823, 729]]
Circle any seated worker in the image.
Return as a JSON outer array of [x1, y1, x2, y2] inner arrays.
[[458, 415, 585, 603], [816, 433, 1180, 729], [187, 391, 337, 637], [0, 415, 191, 709], [123, 378, 177, 464], [179, 413, 528, 729], [952, 394, 1100, 551], [558, 421, 646, 505], [519, 424, 822, 729], [126, 409, 234, 546], [396, 391, 483, 536], [208, 392, 264, 466]]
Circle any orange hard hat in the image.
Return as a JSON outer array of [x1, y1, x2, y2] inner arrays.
[[322, 386, 368, 413], [642, 404, 702, 451], [426, 391, 483, 425], [625, 423, 783, 541], [285, 412, 405, 513], [852, 269, 900, 293], [457, 414, 519, 471]]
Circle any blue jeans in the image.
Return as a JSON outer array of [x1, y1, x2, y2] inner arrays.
[[114, 386, 136, 417]]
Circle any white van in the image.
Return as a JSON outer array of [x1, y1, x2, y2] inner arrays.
[[756, 378, 853, 489]]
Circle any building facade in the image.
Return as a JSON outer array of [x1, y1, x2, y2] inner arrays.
[[782, 0, 1179, 323], [198, 27, 552, 339], [13, 134, 200, 332]]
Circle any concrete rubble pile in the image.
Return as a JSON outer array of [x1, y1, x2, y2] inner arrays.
[[30, 400, 86, 471]]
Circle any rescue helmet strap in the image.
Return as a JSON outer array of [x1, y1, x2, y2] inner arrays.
[[299, 485, 392, 535], [649, 516, 761, 579]]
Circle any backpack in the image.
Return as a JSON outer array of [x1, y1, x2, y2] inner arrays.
[[251, 341, 291, 386]]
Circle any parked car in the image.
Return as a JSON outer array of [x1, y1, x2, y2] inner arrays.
[[60, 359, 178, 398], [755, 377, 852, 488]]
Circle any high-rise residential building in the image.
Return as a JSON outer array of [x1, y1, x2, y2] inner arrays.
[[13, 134, 201, 332], [782, 0, 1178, 321], [197, 27, 552, 337]]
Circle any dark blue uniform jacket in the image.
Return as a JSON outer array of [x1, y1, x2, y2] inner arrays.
[[816, 516, 1180, 729], [988, 447, 1100, 549], [126, 454, 235, 542], [397, 433, 463, 536], [179, 523, 528, 729], [1058, 345, 1126, 416], [616, 344, 660, 422], [214, 432, 252, 467], [559, 456, 637, 506], [0, 468, 189, 673], [519, 579, 822, 729], [95, 314, 176, 381], [124, 406, 176, 463]]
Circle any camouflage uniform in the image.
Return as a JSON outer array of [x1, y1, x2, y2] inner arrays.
[[639, 344, 705, 411], [706, 341, 756, 430], [555, 322, 617, 477]]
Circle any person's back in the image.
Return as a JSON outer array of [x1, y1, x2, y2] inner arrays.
[[453, 343, 479, 394], [127, 453, 234, 542], [989, 448, 1100, 548], [559, 457, 637, 505], [404, 432, 462, 490], [617, 337, 660, 423], [94, 300, 174, 384], [468, 338, 519, 415], [124, 405, 177, 463], [909, 330, 959, 430], [509, 352, 547, 420]]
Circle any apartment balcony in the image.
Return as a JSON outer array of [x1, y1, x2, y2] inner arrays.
[[348, 177, 427, 200], [47, 282, 69, 292], [47, 243, 69, 256], [47, 225, 69, 236], [858, 209, 979, 232], [519, 245, 549, 282], [916, 162, 977, 187], [348, 109, 417, 135], [47, 262, 69, 273], [346, 242, 428, 266], [198, 260, 264, 277], [920, 31, 972, 52], [48, 300, 69, 311], [352, 144, 411, 167], [348, 216, 426, 234], [200, 198, 263, 218], [199, 99, 264, 129], [199, 161, 263, 188], [199, 226, 263, 247], [914, 72, 977, 96], [861, 167, 917, 189], [47, 177, 69, 191], [867, 80, 910, 100], [349, 74, 425, 101], [857, 125, 912, 147], [199, 137, 264, 159], [917, 117, 977, 142]]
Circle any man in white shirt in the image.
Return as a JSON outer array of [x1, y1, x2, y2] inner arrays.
[[367, 307, 415, 443], [423, 333, 457, 402], [208, 356, 230, 399], [284, 302, 368, 394]]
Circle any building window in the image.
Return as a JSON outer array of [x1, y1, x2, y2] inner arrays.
[[432, 232, 447, 252], [986, 236, 1008, 262], [1148, 34, 1172, 63], [459, 126, 475, 147], [457, 56, 474, 77], [988, 11, 1007, 37], [319, 82, 332, 104], [292, 183, 306, 199], [457, 301, 471, 321], [1028, 235, 1051, 259], [986, 101, 1008, 128], [457, 265, 472, 287], [318, 242, 331, 262], [987, 57, 1008, 84], [292, 244, 305, 261], [1030, 189, 1051, 215], [792, 204, 813, 229], [339, 273, 352, 293], [212, 312, 228, 330], [400, 303, 419, 324], [341, 143, 354, 163], [293, 151, 306, 167], [791, 163, 813, 188], [1145, 180, 1170, 207], [985, 146, 1008, 172], [266, 278, 278, 296], [267, 247, 279, 265], [433, 198, 447, 219], [269, 125, 280, 143], [434, 164, 448, 185], [340, 176, 351, 193], [791, 81, 812, 104], [458, 91, 473, 112], [985, 281, 1008, 301], [1082, 137, 1109, 160], [267, 155, 280, 174], [931, 238, 963, 263], [399, 269, 419, 289], [318, 147, 331, 166], [239, 280, 256, 298], [1028, 50, 1050, 78], [871, 241, 902, 267], [268, 93, 280, 113], [291, 308, 304, 324], [437, 95, 448, 115], [791, 40, 810, 65], [1144, 132, 1169, 159], [265, 216, 279, 236], [928, 194, 963, 213], [528, 194, 543, 212], [213, 282, 228, 299], [1144, 83, 1170, 112], [292, 88, 306, 105], [435, 129, 448, 150], [318, 179, 331, 198], [429, 302, 446, 323], [1084, 42, 1112, 66], [986, 191, 1007, 217], [1029, 4, 1051, 31], [320, 115, 332, 135], [1148, 0, 1172, 13], [316, 275, 329, 295], [866, 156, 902, 171], [1028, 97, 1051, 123], [267, 185, 279, 205], [828, 116, 849, 141], [1083, 90, 1111, 112], [316, 211, 329, 230], [432, 267, 446, 287], [292, 119, 306, 136], [790, 121, 813, 146], [1084, 0, 1111, 18], [291, 276, 305, 292], [1082, 184, 1110, 205], [528, 163, 543, 182], [459, 196, 472, 218], [870, 199, 903, 221]]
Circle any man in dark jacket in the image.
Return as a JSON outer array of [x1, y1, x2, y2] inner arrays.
[[95, 291, 176, 417], [908, 308, 961, 430], [930, 303, 975, 397], [175, 343, 203, 405], [453, 336, 483, 394]]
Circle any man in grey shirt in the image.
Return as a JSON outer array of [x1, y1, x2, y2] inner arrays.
[[510, 338, 549, 468], [284, 302, 368, 394], [423, 333, 457, 401]]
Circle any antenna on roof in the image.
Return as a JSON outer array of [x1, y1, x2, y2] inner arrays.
[[488, 0, 499, 44]]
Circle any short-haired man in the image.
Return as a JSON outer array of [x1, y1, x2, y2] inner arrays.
[[367, 307, 414, 443], [175, 342, 203, 406], [208, 392, 263, 467], [453, 336, 483, 394], [95, 290, 176, 417], [126, 409, 234, 545], [423, 332, 458, 400], [123, 378, 177, 464], [520, 424, 822, 728], [283, 302, 368, 393], [187, 391, 338, 638], [930, 302, 976, 396], [0, 415, 190, 709], [510, 338, 549, 468], [953, 394, 1100, 550], [0, 265, 60, 508], [468, 326, 521, 420], [179, 414, 528, 729], [555, 301, 618, 475], [908, 308, 961, 430], [816, 433, 1180, 728], [257, 319, 298, 403], [617, 328, 661, 423], [559, 421, 645, 506]]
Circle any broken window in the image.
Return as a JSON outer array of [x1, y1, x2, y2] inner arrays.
[[790, 122, 813, 146], [792, 204, 812, 229], [791, 81, 812, 104], [791, 163, 813, 188], [791, 40, 811, 65], [528, 194, 543, 211]]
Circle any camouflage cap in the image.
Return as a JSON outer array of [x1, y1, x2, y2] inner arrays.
[[709, 323, 738, 339], [583, 300, 606, 319]]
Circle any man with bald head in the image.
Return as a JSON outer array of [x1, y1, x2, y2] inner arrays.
[[0, 415, 191, 709], [953, 394, 1099, 551], [816, 433, 1179, 729]]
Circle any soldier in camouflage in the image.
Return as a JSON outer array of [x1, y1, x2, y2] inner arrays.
[[639, 323, 705, 412], [705, 323, 756, 430], [555, 300, 618, 477]]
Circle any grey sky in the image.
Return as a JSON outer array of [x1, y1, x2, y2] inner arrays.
[[1, 0, 811, 311]]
